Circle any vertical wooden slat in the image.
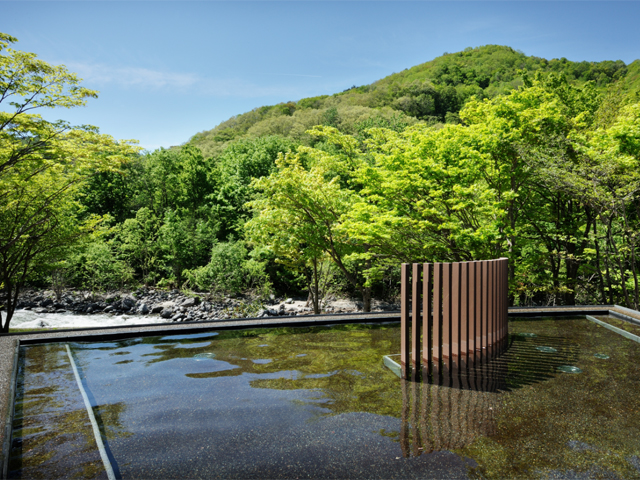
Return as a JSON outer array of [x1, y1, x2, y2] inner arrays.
[[451, 262, 461, 369], [481, 260, 488, 362], [495, 259, 503, 344], [423, 263, 432, 376], [401, 263, 410, 379], [398, 257, 511, 385], [468, 261, 476, 364], [504, 258, 509, 345], [500, 259, 505, 345], [460, 262, 468, 368], [505, 258, 509, 342], [488, 260, 497, 358], [411, 263, 422, 376], [432, 263, 442, 373], [490, 259, 496, 358], [496, 259, 501, 349], [442, 262, 452, 373], [475, 261, 482, 364], [497, 260, 502, 348], [498, 260, 501, 346]]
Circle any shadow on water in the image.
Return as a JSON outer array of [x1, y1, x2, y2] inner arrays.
[[394, 332, 580, 457], [401, 332, 580, 393]]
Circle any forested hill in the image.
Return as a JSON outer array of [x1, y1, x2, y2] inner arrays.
[[188, 45, 640, 158]]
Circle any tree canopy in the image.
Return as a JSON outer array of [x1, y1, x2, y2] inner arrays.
[[0, 32, 139, 332], [3, 37, 640, 330]]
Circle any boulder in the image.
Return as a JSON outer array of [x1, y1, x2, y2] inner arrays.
[[160, 308, 173, 319], [121, 295, 136, 309], [150, 304, 163, 314], [39, 298, 53, 308], [138, 304, 150, 314], [87, 303, 100, 313], [104, 293, 120, 304], [182, 297, 200, 308]]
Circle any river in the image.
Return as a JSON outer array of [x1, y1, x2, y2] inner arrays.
[[9, 309, 170, 330]]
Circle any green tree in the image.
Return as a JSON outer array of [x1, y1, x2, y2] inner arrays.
[[246, 127, 375, 311], [342, 123, 504, 265], [184, 241, 271, 296], [213, 136, 296, 239], [116, 207, 162, 285], [134, 145, 214, 219], [156, 209, 217, 287], [0, 33, 139, 332]]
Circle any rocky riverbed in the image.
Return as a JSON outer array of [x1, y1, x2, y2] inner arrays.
[[4, 288, 400, 329]]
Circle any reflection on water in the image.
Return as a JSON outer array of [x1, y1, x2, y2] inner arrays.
[[9, 344, 130, 479], [16, 324, 476, 479], [395, 333, 579, 456], [400, 379, 499, 457], [388, 326, 583, 459]]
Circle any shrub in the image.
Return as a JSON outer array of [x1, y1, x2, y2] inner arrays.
[[184, 242, 271, 297]]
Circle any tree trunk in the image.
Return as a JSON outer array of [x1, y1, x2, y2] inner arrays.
[[603, 240, 615, 304], [608, 225, 631, 307], [312, 257, 320, 314], [592, 220, 608, 304], [622, 210, 640, 309], [1, 279, 19, 334], [362, 286, 371, 313]]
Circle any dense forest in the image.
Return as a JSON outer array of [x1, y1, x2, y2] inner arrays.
[[2, 38, 640, 331]]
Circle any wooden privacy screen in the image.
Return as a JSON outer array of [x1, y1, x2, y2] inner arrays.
[[400, 258, 509, 379]]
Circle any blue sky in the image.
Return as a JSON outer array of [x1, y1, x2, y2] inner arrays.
[[3, 1, 640, 151]]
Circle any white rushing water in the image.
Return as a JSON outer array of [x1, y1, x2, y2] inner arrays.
[[9, 309, 171, 330]]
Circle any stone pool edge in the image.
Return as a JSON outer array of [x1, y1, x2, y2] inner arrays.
[[0, 304, 627, 479]]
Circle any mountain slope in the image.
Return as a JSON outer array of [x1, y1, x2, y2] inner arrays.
[[188, 45, 635, 158]]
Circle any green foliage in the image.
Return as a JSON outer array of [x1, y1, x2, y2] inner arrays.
[[188, 45, 636, 160], [79, 158, 141, 223], [246, 127, 381, 310], [156, 209, 218, 286], [116, 207, 161, 285], [343, 123, 505, 265], [245, 71, 640, 308], [213, 136, 296, 238], [10, 35, 639, 312], [66, 236, 134, 292], [135, 145, 214, 218], [0, 32, 139, 331], [184, 241, 271, 296]]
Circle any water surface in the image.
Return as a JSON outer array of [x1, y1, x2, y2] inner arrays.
[[9, 319, 640, 479]]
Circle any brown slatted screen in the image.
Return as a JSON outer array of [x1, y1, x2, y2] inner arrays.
[[400, 258, 509, 379]]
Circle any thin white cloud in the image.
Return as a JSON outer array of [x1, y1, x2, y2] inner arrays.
[[64, 62, 322, 98], [66, 62, 199, 89], [262, 73, 323, 78]]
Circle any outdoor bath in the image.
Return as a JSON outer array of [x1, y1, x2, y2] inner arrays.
[[5, 313, 640, 479]]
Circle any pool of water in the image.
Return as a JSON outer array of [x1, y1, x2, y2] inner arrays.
[[8, 318, 640, 479]]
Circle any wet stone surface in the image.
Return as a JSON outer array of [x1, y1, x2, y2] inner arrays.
[[8, 318, 640, 479]]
